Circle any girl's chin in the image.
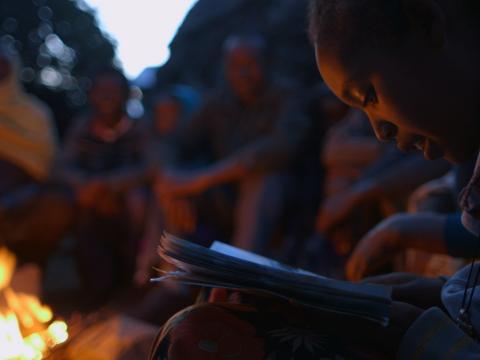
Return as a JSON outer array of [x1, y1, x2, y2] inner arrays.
[[442, 149, 475, 164]]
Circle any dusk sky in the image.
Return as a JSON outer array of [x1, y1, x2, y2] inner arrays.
[[84, 0, 197, 79]]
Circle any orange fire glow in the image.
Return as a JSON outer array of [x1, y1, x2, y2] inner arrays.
[[0, 247, 68, 360]]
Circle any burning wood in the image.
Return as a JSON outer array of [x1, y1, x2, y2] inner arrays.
[[0, 247, 68, 360]]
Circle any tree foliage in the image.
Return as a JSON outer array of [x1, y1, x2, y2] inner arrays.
[[0, 0, 117, 135]]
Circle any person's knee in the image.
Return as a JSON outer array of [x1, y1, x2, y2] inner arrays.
[[151, 302, 264, 360]]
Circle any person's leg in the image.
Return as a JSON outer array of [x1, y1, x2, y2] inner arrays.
[[150, 303, 266, 360], [232, 173, 290, 255], [123, 188, 149, 281], [74, 210, 126, 303]]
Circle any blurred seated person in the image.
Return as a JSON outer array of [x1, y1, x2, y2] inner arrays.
[[298, 109, 393, 275], [58, 66, 153, 302], [135, 86, 201, 286], [347, 160, 478, 281], [0, 45, 72, 266], [322, 109, 385, 197], [399, 171, 466, 276], [149, 85, 201, 167], [315, 111, 450, 258], [280, 85, 349, 266], [158, 36, 311, 254], [132, 87, 206, 324]]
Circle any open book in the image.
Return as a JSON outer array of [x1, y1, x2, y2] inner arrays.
[[153, 233, 392, 325]]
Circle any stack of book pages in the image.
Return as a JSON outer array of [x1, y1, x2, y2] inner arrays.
[[153, 233, 392, 325]]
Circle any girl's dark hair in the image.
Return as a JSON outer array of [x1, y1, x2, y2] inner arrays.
[[309, 0, 479, 54], [308, 0, 407, 54]]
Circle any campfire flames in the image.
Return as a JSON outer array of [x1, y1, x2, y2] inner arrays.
[[0, 247, 68, 360]]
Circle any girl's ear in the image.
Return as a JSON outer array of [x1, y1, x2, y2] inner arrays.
[[401, 0, 447, 50]]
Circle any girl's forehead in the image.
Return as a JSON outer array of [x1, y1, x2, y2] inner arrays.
[[316, 45, 359, 97]]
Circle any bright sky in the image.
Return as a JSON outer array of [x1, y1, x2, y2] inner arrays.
[[83, 0, 197, 79]]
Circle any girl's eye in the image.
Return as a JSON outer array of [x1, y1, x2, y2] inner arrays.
[[362, 85, 378, 107]]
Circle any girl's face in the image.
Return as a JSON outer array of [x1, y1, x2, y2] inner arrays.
[[315, 34, 480, 164]]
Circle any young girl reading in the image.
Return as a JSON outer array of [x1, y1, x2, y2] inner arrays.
[[150, 1, 480, 358]]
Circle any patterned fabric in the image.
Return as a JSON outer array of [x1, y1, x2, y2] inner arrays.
[[150, 290, 356, 360]]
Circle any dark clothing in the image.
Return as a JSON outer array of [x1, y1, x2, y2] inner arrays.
[[62, 115, 149, 179], [61, 115, 150, 300], [180, 89, 299, 171]]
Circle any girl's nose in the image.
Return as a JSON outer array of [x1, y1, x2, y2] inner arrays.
[[374, 120, 397, 142]]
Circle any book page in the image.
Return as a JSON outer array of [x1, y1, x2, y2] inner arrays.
[[210, 241, 325, 278]]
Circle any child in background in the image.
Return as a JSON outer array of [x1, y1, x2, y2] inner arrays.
[[136, 86, 201, 286], [59, 66, 153, 303]]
